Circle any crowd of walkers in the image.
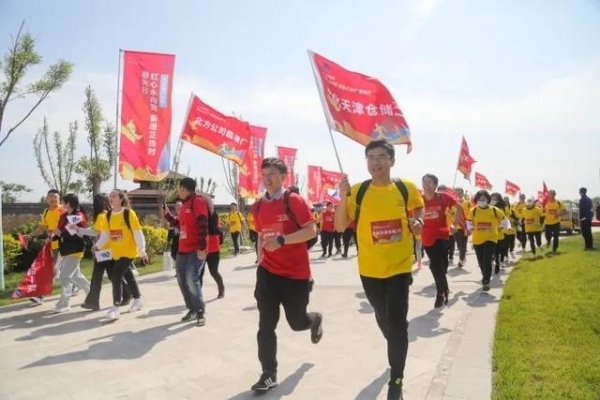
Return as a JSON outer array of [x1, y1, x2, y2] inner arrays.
[[21, 138, 596, 400]]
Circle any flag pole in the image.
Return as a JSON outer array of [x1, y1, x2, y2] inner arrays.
[[113, 49, 123, 189], [307, 50, 344, 174]]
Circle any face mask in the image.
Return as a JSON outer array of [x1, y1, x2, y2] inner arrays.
[[527, 201, 534, 207], [490, 200, 497, 206], [477, 200, 488, 208]]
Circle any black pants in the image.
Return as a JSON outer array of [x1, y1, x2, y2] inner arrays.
[[424, 239, 449, 294], [231, 231, 241, 254], [249, 230, 258, 254], [85, 259, 131, 307], [474, 241, 496, 284], [447, 234, 456, 261], [342, 228, 356, 255], [505, 234, 516, 252], [517, 229, 527, 248], [254, 267, 318, 374], [544, 223, 560, 252], [527, 232, 542, 255], [334, 231, 342, 252], [170, 236, 179, 261], [110, 258, 141, 306], [361, 273, 411, 381], [581, 219, 594, 249], [200, 251, 225, 295], [453, 230, 468, 261], [320, 231, 334, 255], [495, 238, 507, 266]]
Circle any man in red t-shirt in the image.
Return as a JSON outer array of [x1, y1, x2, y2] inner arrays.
[[249, 157, 323, 393], [421, 174, 464, 309], [320, 202, 335, 257]]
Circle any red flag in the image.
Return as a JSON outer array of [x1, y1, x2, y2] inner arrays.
[[239, 125, 267, 199], [474, 172, 493, 190], [276, 146, 297, 186], [308, 51, 412, 152], [181, 94, 252, 165], [119, 50, 175, 181], [538, 181, 549, 205], [307, 165, 323, 204], [321, 169, 344, 205], [505, 180, 521, 196], [457, 137, 476, 181], [11, 242, 54, 299]]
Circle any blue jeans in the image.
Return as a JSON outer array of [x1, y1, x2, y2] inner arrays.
[[176, 252, 205, 313]]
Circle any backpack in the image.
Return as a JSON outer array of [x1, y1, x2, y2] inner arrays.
[[107, 209, 132, 231], [354, 179, 409, 225], [254, 190, 318, 250]]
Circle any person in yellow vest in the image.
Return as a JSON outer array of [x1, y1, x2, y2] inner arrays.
[[228, 203, 245, 256], [25, 189, 65, 305], [514, 193, 527, 249], [520, 197, 544, 259], [247, 210, 258, 263], [503, 196, 519, 257], [453, 187, 471, 268], [467, 190, 510, 291], [543, 189, 566, 254]]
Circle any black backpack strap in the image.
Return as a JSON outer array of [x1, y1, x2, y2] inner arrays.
[[283, 190, 302, 229], [354, 179, 372, 225], [124, 208, 131, 231], [107, 210, 112, 226], [394, 179, 411, 225]]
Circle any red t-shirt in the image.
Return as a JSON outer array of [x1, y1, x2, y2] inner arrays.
[[177, 195, 209, 253], [207, 218, 221, 254], [421, 192, 458, 247], [321, 209, 335, 232], [252, 193, 315, 280]]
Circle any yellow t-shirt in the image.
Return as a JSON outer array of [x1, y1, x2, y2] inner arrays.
[[228, 211, 244, 233], [543, 200, 565, 225], [93, 212, 110, 250], [521, 206, 544, 233], [504, 206, 517, 235], [42, 206, 63, 250], [247, 213, 256, 231], [346, 180, 424, 278], [515, 202, 526, 218], [468, 206, 505, 245], [105, 209, 142, 259], [446, 206, 456, 228]]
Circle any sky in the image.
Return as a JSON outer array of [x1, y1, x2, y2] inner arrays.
[[1, 0, 599, 204]]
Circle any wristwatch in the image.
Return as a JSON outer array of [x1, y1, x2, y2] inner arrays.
[[276, 235, 286, 246]]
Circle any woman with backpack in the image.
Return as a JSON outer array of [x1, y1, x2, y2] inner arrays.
[[100, 190, 147, 320], [73, 193, 132, 311], [52, 193, 91, 313]]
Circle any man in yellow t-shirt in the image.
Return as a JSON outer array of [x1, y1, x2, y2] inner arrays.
[[335, 139, 424, 399], [25, 189, 64, 305], [453, 187, 471, 267], [514, 193, 528, 249], [543, 189, 566, 254], [520, 198, 544, 258], [228, 203, 245, 256]]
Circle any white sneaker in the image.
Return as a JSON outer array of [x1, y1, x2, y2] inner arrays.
[[106, 306, 120, 320], [128, 298, 143, 313], [51, 306, 70, 313]]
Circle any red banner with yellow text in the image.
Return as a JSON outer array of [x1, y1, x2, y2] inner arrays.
[[276, 146, 297, 187], [307, 166, 323, 204], [309, 51, 411, 151], [119, 50, 175, 181], [505, 180, 520, 196], [457, 137, 476, 181], [181, 94, 252, 165], [474, 172, 493, 190], [239, 125, 268, 199]]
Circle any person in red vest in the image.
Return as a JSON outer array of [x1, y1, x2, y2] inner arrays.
[[320, 201, 335, 257], [421, 174, 464, 308]]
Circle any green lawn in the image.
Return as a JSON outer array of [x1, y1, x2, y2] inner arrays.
[[493, 233, 600, 399]]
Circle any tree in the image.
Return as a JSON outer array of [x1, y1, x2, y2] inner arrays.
[[74, 86, 115, 198], [0, 181, 32, 202], [33, 117, 79, 195], [222, 159, 241, 205], [0, 21, 73, 148], [198, 176, 217, 195]]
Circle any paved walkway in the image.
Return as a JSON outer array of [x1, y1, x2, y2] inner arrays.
[[0, 244, 520, 399]]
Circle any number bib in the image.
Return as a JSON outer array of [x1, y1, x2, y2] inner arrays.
[[371, 220, 402, 244]]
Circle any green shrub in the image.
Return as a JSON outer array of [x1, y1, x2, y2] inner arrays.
[[2, 234, 22, 273], [141, 225, 168, 260]]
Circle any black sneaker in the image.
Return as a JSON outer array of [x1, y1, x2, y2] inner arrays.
[[251, 372, 277, 392], [181, 310, 196, 322], [196, 312, 206, 326], [121, 298, 132, 307], [341, 253, 348, 258], [434, 295, 444, 309], [482, 283, 491, 292], [311, 313, 323, 344], [387, 377, 403, 400], [494, 264, 500, 274], [217, 292, 225, 299], [81, 302, 100, 311]]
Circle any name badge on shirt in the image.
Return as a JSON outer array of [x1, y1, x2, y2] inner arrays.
[[95, 249, 113, 262], [110, 229, 123, 242], [477, 222, 492, 231], [424, 209, 440, 220], [371, 220, 402, 244]]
